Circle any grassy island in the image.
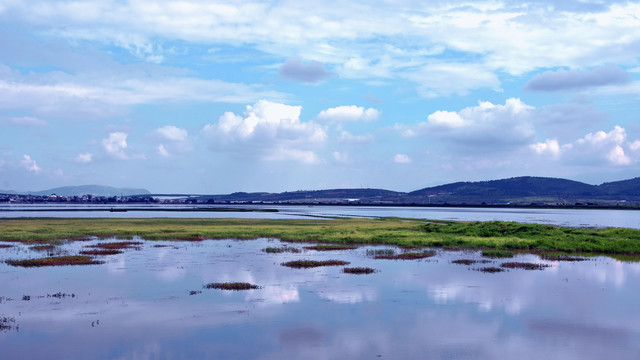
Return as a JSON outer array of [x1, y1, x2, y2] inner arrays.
[[0, 218, 639, 258]]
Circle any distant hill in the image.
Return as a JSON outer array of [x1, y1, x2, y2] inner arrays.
[[597, 177, 640, 196], [409, 176, 598, 198], [21, 185, 150, 197]]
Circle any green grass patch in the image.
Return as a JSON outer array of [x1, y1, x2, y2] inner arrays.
[[0, 218, 639, 259]]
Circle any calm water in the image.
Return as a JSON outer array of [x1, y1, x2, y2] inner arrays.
[[1, 238, 639, 359], [1, 204, 639, 229]]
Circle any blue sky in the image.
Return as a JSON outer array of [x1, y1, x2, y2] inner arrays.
[[1, 0, 639, 193]]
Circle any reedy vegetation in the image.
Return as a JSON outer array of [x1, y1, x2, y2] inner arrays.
[[0, 218, 639, 257]]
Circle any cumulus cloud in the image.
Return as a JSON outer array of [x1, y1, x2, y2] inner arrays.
[[156, 125, 188, 141], [317, 105, 380, 123], [74, 152, 93, 163], [525, 66, 631, 91], [102, 132, 128, 159], [21, 155, 41, 173], [396, 98, 535, 151], [279, 58, 332, 84], [529, 139, 561, 158], [332, 151, 349, 163], [394, 154, 412, 163], [202, 100, 326, 163], [531, 126, 639, 166]]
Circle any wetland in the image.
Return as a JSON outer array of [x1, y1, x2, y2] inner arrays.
[[1, 218, 640, 359]]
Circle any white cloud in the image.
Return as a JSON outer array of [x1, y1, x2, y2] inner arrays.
[[397, 98, 535, 151], [532, 126, 638, 166], [530, 139, 561, 158], [3, 116, 47, 126], [202, 100, 326, 163], [394, 154, 412, 164], [74, 152, 93, 163], [6, 1, 640, 97], [102, 132, 128, 159], [317, 105, 380, 123], [406, 63, 501, 98], [0, 64, 285, 118], [21, 154, 41, 173], [157, 125, 188, 141], [332, 151, 349, 163], [157, 144, 170, 157], [338, 131, 375, 144]]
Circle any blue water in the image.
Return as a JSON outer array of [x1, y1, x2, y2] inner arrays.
[[1, 238, 639, 359], [1, 204, 639, 229]]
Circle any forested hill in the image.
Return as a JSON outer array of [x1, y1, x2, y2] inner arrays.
[[406, 176, 640, 204]]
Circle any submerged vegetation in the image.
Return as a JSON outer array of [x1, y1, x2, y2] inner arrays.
[[281, 260, 350, 268], [0, 218, 639, 259], [343, 267, 377, 274], [262, 246, 301, 254], [203, 282, 260, 291]]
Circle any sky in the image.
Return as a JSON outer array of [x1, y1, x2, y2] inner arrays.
[[1, 0, 639, 194]]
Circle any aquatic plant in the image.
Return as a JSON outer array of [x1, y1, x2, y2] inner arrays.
[[539, 254, 587, 262], [281, 260, 350, 268], [375, 250, 436, 260], [0, 244, 13, 248], [343, 267, 376, 274], [80, 249, 123, 256], [89, 241, 142, 250], [189, 290, 202, 296], [476, 267, 505, 273], [451, 259, 491, 265], [30, 244, 57, 252], [303, 244, 358, 251], [203, 282, 260, 290], [0, 316, 16, 332], [481, 249, 515, 258], [6, 256, 103, 267], [262, 247, 301, 253], [501, 262, 550, 270], [365, 249, 395, 257]]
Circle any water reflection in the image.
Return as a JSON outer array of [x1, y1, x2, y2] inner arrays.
[[1, 239, 639, 359]]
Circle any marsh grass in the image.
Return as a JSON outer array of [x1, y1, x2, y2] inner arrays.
[[262, 247, 301, 254], [80, 249, 123, 256], [501, 262, 550, 270], [481, 249, 515, 258], [476, 266, 505, 273], [203, 282, 260, 290], [6, 255, 103, 267], [304, 244, 358, 251], [375, 250, 436, 260], [1, 218, 639, 259], [343, 267, 376, 274], [281, 260, 350, 268], [451, 259, 491, 265]]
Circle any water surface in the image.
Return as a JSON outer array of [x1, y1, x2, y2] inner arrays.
[[1, 238, 639, 359]]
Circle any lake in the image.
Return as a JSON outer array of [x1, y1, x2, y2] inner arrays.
[[1, 204, 639, 229], [1, 237, 639, 359]]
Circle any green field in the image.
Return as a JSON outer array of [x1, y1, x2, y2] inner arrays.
[[1, 218, 639, 258]]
